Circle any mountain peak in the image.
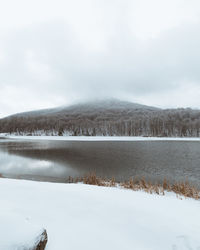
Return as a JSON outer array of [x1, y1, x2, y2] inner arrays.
[[62, 99, 159, 112]]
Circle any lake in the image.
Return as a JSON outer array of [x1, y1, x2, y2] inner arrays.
[[0, 137, 200, 187]]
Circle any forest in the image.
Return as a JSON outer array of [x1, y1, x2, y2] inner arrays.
[[0, 100, 200, 137]]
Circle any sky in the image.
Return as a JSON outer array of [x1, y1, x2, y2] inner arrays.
[[0, 0, 200, 117]]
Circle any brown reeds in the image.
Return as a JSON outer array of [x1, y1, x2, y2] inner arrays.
[[68, 173, 200, 200]]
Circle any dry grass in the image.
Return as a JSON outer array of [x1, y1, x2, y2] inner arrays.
[[68, 173, 200, 200]]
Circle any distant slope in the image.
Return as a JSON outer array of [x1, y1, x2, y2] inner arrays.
[[6, 99, 159, 118], [0, 99, 200, 137]]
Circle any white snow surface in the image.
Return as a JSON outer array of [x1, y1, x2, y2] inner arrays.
[[0, 213, 44, 249], [0, 178, 200, 250], [2, 134, 200, 141]]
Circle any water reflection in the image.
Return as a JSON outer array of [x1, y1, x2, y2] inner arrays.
[[0, 138, 200, 186], [0, 150, 78, 182]]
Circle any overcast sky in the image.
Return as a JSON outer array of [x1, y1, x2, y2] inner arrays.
[[0, 0, 200, 117]]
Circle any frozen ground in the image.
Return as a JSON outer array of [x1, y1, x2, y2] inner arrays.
[[0, 178, 200, 250], [1, 134, 200, 141], [0, 213, 45, 249]]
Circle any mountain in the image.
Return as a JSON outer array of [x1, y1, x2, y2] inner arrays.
[[7, 99, 158, 118], [0, 99, 200, 137]]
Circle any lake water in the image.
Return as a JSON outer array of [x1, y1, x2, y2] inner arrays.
[[0, 137, 200, 186]]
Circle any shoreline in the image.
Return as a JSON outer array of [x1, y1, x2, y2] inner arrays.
[[1, 134, 200, 141], [1, 174, 199, 200]]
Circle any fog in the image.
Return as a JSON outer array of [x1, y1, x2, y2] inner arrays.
[[0, 0, 200, 117]]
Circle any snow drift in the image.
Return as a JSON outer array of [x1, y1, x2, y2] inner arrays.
[[0, 178, 200, 250]]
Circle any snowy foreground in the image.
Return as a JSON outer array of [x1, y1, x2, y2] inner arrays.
[[2, 134, 200, 141], [0, 179, 200, 250]]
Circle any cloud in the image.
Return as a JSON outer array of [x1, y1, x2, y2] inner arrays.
[[0, 0, 200, 117]]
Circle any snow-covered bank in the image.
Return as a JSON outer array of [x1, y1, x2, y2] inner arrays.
[[2, 134, 200, 141], [0, 213, 46, 249], [0, 179, 200, 250]]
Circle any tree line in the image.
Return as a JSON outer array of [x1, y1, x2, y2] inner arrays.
[[0, 108, 200, 137]]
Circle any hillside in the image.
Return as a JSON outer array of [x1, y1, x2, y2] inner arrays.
[[0, 99, 200, 137], [6, 99, 158, 117]]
